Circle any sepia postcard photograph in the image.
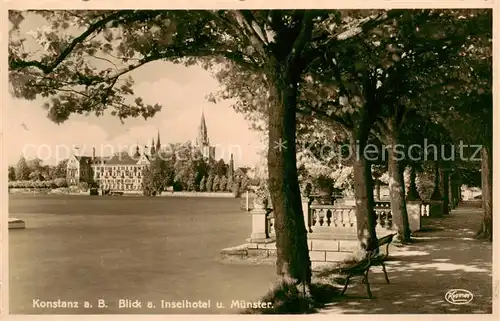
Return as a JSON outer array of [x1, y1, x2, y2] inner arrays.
[[1, 0, 498, 319]]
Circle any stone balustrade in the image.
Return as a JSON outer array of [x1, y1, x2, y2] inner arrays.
[[420, 202, 430, 217], [309, 204, 356, 229], [251, 197, 434, 242], [374, 201, 393, 229], [232, 197, 432, 266]]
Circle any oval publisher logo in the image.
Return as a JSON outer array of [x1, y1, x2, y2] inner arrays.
[[445, 289, 474, 305]]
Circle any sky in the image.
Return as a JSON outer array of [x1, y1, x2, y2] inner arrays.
[[5, 14, 265, 168]]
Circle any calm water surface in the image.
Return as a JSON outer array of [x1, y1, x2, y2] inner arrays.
[[9, 194, 276, 314]]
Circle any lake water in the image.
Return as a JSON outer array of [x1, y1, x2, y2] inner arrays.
[[8, 194, 276, 314]]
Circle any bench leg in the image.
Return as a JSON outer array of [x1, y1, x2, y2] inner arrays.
[[364, 270, 373, 299], [381, 262, 390, 284], [341, 276, 351, 296]]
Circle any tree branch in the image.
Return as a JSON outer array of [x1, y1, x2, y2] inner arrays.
[[289, 11, 315, 66], [9, 11, 129, 74], [297, 101, 353, 130], [230, 11, 268, 58]]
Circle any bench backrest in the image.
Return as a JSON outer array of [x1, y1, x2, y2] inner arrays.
[[377, 234, 395, 247], [365, 233, 396, 260]]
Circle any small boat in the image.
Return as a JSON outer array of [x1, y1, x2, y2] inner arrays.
[[9, 218, 26, 229]]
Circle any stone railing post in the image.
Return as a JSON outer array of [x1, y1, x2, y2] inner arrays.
[[302, 196, 312, 232], [406, 200, 422, 232], [247, 199, 268, 242]]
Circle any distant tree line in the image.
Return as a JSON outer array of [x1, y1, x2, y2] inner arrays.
[[142, 142, 251, 196], [8, 155, 69, 188]]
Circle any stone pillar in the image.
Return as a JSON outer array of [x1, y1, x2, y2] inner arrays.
[[406, 200, 421, 232], [247, 199, 268, 242], [429, 161, 444, 217], [302, 197, 312, 233]]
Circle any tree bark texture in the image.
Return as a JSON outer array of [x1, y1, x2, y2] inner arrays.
[[441, 169, 450, 215], [267, 64, 311, 285], [351, 134, 378, 251], [385, 121, 411, 243], [477, 145, 492, 241], [430, 161, 442, 200]]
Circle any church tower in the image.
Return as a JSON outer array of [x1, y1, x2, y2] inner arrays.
[[150, 138, 156, 156], [156, 130, 161, 152], [133, 143, 141, 158], [196, 110, 209, 147], [195, 110, 215, 160]]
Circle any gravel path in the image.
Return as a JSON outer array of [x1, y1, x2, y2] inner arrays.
[[318, 201, 494, 314]]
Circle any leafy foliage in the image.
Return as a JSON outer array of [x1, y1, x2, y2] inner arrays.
[[9, 180, 58, 189], [8, 166, 16, 181], [187, 172, 197, 191], [199, 176, 206, 191], [212, 175, 220, 192], [54, 177, 68, 187], [28, 170, 45, 181], [226, 175, 234, 192], [15, 156, 31, 180], [219, 175, 227, 192], [206, 174, 214, 192], [142, 156, 170, 196]]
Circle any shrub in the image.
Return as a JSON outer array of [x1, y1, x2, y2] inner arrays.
[[219, 176, 227, 192], [172, 181, 183, 191], [232, 180, 241, 197], [199, 176, 207, 192], [226, 175, 234, 192], [54, 178, 68, 188], [206, 175, 214, 192], [242, 281, 340, 314], [10, 180, 41, 189], [187, 173, 197, 191], [240, 175, 249, 192], [78, 182, 89, 192], [212, 175, 220, 192], [29, 171, 45, 181]]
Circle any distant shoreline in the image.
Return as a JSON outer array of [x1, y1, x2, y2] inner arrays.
[[8, 188, 247, 199]]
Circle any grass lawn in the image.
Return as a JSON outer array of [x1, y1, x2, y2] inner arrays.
[[8, 194, 276, 314]]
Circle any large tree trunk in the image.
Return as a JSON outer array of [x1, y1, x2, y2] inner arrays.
[[267, 65, 311, 286], [380, 118, 411, 243], [386, 144, 411, 243], [476, 145, 492, 241], [351, 134, 378, 252], [430, 161, 442, 200], [440, 169, 450, 215]]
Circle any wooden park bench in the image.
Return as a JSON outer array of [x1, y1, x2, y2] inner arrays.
[[336, 233, 396, 299]]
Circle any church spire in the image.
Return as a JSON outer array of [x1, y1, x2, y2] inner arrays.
[[197, 109, 209, 147], [134, 142, 140, 158], [156, 130, 161, 152], [150, 138, 156, 155], [229, 153, 234, 178]]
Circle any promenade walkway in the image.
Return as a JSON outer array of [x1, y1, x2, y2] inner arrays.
[[318, 201, 494, 314]]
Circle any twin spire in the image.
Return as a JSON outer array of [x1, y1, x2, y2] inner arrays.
[[143, 111, 206, 157], [149, 130, 161, 155]]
